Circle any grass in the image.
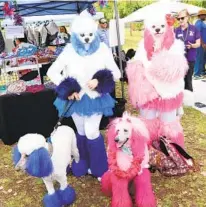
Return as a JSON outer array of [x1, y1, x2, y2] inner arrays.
[[0, 29, 206, 207]]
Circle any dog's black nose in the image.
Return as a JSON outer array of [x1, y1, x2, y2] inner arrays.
[[114, 137, 119, 143], [85, 38, 89, 43], [155, 28, 160, 33]]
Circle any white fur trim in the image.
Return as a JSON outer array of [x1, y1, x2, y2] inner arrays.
[[146, 72, 184, 99], [169, 39, 186, 56], [71, 16, 98, 34], [47, 42, 120, 99], [18, 134, 46, 155], [134, 40, 151, 68]]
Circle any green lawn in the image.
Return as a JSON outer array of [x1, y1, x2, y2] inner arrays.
[[0, 30, 206, 207]]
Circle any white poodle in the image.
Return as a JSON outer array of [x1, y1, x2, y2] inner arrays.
[[13, 125, 79, 207]]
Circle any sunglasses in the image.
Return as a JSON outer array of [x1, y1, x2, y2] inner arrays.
[[177, 16, 187, 21], [100, 22, 107, 24]]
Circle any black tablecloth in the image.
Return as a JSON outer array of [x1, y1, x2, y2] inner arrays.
[[0, 89, 74, 145], [0, 89, 118, 145]]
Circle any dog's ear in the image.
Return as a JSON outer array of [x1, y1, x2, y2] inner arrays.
[[26, 147, 53, 178], [12, 145, 21, 166], [144, 29, 154, 60], [106, 120, 119, 151], [162, 26, 175, 50], [131, 129, 148, 158]]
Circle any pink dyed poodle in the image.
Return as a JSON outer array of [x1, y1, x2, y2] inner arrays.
[[101, 113, 156, 207], [126, 12, 189, 147]]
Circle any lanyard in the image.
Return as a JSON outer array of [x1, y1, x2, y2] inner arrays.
[[181, 26, 189, 43]]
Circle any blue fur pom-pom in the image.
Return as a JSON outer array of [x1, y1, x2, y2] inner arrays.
[[26, 148, 53, 178], [71, 33, 100, 56], [55, 77, 81, 100], [57, 186, 76, 206], [92, 69, 115, 94], [12, 146, 21, 166], [43, 192, 61, 207]]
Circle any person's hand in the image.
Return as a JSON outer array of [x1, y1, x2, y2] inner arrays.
[[87, 79, 98, 90], [186, 41, 193, 49], [68, 92, 80, 100]]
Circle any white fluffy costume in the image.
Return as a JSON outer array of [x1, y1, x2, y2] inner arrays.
[[13, 126, 79, 207], [126, 13, 188, 147], [47, 16, 121, 178]]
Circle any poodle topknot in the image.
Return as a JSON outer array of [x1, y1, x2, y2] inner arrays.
[[71, 16, 98, 45]]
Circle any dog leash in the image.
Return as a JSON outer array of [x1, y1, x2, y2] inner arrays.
[[53, 100, 75, 130], [48, 101, 75, 142]]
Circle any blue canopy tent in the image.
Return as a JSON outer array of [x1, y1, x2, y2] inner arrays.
[[0, 0, 96, 18]]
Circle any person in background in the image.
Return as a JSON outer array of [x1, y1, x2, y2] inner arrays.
[[59, 26, 70, 43], [13, 36, 38, 81], [97, 18, 110, 47], [175, 9, 201, 92], [0, 29, 5, 53], [194, 9, 206, 79]]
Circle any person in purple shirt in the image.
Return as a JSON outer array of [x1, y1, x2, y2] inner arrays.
[[194, 9, 206, 79], [175, 9, 201, 92]]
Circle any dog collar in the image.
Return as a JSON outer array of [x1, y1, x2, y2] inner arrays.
[[121, 145, 132, 156]]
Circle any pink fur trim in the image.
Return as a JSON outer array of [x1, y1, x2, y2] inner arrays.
[[140, 117, 160, 144], [162, 26, 175, 50], [134, 169, 157, 207], [108, 150, 142, 180], [148, 50, 188, 83], [144, 29, 154, 60], [126, 61, 159, 108], [158, 119, 184, 148], [131, 129, 148, 158], [101, 171, 112, 197], [111, 174, 133, 207], [142, 92, 183, 112]]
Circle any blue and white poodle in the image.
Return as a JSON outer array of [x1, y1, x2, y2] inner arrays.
[[47, 15, 121, 180]]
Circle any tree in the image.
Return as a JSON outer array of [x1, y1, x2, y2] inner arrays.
[[95, 0, 155, 20], [181, 0, 206, 8]]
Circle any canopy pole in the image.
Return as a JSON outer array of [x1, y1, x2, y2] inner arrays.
[[113, 0, 124, 99]]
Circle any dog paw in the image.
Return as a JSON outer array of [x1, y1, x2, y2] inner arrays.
[[56, 186, 76, 206], [43, 192, 61, 207]]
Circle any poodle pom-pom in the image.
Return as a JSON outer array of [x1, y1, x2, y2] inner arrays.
[[148, 50, 187, 83], [57, 186, 76, 205], [26, 148, 53, 178], [92, 69, 115, 94], [55, 77, 81, 100], [43, 192, 61, 207], [12, 145, 21, 166]]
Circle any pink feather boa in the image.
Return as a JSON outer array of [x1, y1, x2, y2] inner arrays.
[[108, 150, 143, 180], [126, 61, 159, 108], [142, 92, 184, 112]]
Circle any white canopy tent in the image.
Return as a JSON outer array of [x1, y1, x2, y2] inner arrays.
[[123, 1, 205, 23]]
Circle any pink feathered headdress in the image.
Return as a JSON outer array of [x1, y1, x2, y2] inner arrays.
[[144, 14, 175, 60]]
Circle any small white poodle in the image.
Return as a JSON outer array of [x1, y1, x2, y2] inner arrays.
[[13, 125, 79, 207]]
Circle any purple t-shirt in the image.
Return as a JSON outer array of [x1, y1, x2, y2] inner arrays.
[[175, 24, 200, 62]]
